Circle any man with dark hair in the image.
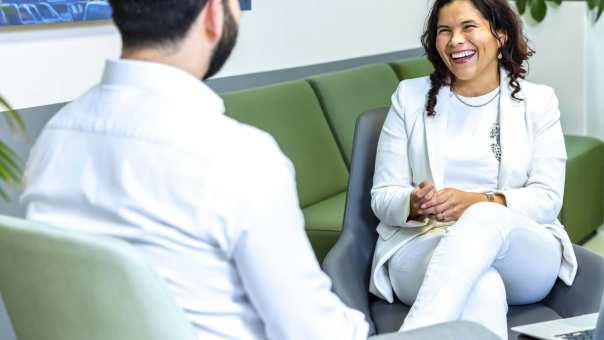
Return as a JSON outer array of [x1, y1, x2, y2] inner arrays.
[[20, 0, 369, 339]]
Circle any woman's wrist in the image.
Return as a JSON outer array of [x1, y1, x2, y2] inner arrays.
[[479, 192, 507, 206]]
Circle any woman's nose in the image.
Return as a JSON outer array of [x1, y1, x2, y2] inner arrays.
[[450, 30, 465, 46]]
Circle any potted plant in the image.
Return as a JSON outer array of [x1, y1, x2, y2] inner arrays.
[[0, 96, 27, 201], [517, 0, 604, 22]]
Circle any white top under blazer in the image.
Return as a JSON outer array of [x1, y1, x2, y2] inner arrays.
[[444, 87, 500, 192], [369, 69, 577, 303]]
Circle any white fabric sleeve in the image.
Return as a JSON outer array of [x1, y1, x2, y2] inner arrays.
[[498, 88, 566, 224], [232, 154, 369, 340], [371, 81, 425, 228]]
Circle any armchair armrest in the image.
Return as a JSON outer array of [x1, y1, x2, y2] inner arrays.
[[543, 245, 604, 317], [323, 225, 376, 334]]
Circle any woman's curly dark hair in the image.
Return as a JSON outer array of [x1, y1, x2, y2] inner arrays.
[[422, 0, 534, 116]]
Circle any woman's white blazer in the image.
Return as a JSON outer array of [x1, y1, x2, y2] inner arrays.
[[369, 69, 578, 303]]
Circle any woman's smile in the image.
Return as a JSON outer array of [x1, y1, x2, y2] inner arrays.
[[450, 49, 477, 64]]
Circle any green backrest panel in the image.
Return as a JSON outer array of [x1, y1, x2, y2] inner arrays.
[[0, 216, 196, 340], [389, 56, 434, 80], [308, 64, 400, 165], [562, 135, 604, 242], [223, 81, 349, 207]]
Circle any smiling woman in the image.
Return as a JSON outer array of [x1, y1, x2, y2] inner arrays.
[[434, 0, 505, 96], [369, 0, 577, 338], [422, 0, 533, 115]]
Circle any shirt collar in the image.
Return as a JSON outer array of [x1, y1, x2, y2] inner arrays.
[[101, 59, 224, 115]]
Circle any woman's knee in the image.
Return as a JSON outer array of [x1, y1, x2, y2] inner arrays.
[[496, 228, 561, 304]]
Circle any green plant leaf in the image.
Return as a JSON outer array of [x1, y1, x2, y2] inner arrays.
[[597, 0, 604, 21], [0, 158, 13, 182], [0, 142, 23, 184], [0, 96, 27, 138], [517, 0, 528, 15], [531, 0, 548, 22], [0, 94, 27, 202], [0, 142, 23, 180], [589, 0, 598, 10], [548, 0, 562, 5]]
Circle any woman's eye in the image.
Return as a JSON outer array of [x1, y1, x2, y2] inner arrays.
[[438, 29, 450, 34], [464, 25, 476, 30]]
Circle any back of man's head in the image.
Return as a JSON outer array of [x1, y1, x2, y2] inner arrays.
[[108, 0, 209, 50]]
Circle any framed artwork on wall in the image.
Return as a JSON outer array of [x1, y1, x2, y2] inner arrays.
[[0, 0, 250, 26], [240, 0, 251, 11], [0, 0, 112, 26]]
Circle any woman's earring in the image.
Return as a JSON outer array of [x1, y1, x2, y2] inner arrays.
[[498, 51, 503, 60]]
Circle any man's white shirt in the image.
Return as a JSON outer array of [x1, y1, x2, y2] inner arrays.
[[21, 59, 368, 340]]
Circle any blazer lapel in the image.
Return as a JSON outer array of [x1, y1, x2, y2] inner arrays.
[[498, 69, 527, 189], [424, 86, 450, 190]]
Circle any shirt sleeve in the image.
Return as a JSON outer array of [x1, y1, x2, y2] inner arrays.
[[371, 81, 426, 228], [231, 148, 369, 340], [498, 88, 566, 224]]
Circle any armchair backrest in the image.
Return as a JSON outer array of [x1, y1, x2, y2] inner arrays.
[[0, 215, 196, 340], [323, 108, 388, 334], [343, 107, 388, 259]]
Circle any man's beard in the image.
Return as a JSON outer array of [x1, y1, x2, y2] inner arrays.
[[203, 4, 239, 80]]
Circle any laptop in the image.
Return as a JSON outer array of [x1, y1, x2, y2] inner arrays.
[[0, 292, 18, 340], [512, 297, 604, 340]]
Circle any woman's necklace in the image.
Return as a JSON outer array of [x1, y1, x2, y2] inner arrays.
[[453, 88, 501, 108]]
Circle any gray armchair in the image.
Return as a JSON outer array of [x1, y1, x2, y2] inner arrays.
[[323, 108, 604, 339]]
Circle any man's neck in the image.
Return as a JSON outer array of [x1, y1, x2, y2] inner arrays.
[[121, 46, 207, 80]]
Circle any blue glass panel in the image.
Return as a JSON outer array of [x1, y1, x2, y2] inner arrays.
[[0, 0, 112, 25]]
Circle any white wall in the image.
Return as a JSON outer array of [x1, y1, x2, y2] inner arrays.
[[0, 22, 120, 110], [0, 1, 429, 110], [221, 0, 429, 77], [520, 2, 587, 135], [586, 10, 604, 141]]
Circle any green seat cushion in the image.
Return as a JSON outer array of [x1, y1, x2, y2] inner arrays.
[[0, 216, 196, 340], [562, 135, 604, 243], [303, 191, 347, 261], [389, 56, 434, 80], [223, 81, 349, 208], [309, 64, 400, 165]]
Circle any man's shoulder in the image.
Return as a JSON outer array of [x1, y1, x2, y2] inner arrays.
[[44, 87, 100, 127]]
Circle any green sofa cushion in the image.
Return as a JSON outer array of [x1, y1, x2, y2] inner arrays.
[[302, 192, 347, 261], [223, 81, 349, 208], [389, 56, 435, 80], [309, 64, 400, 165], [562, 135, 604, 243]]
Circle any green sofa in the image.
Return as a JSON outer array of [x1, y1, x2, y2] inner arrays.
[[222, 57, 604, 260]]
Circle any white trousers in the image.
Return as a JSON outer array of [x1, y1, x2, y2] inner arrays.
[[387, 202, 562, 340]]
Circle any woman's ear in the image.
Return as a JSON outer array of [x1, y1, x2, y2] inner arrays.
[[497, 30, 508, 49]]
